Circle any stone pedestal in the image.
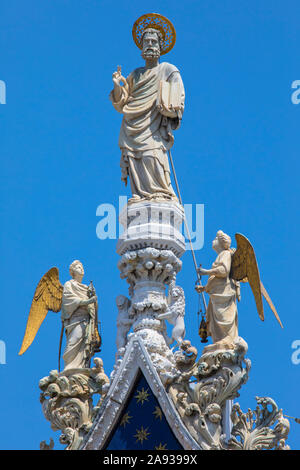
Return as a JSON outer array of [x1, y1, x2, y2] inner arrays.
[[117, 200, 185, 256], [39, 358, 109, 450]]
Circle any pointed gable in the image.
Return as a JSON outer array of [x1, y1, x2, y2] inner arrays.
[[82, 337, 201, 450], [105, 372, 182, 450]]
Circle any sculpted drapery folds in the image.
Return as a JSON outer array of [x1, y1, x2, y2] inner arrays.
[[19, 260, 108, 450], [61, 260, 98, 370], [18, 260, 99, 372], [110, 23, 185, 203], [196, 231, 283, 353], [197, 231, 239, 352], [18, 12, 291, 450]]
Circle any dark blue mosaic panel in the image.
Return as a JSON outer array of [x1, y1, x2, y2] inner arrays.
[[104, 372, 183, 450]]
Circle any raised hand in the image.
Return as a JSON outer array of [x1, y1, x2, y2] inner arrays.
[[112, 65, 123, 87]]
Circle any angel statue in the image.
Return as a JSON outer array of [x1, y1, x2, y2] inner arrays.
[[195, 231, 283, 353], [110, 13, 185, 203], [19, 260, 101, 371]]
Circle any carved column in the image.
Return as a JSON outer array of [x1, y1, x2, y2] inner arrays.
[[115, 200, 185, 383]]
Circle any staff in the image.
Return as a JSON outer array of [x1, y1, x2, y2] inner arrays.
[[168, 148, 207, 312], [87, 281, 102, 357]]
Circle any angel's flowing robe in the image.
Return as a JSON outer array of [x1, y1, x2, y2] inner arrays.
[[61, 279, 93, 370], [205, 250, 238, 350], [110, 62, 185, 200]]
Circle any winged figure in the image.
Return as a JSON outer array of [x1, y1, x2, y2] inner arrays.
[[195, 231, 283, 353], [19, 260, 101, 371]]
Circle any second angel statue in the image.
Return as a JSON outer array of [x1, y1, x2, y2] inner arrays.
[[196, 231, 283, 353], [19, 260, 101, 371]]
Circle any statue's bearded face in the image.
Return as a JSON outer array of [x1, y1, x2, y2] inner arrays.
[[142, 30, 161, 60]]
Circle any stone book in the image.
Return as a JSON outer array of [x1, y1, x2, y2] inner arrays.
[[157, 80, 182, 117]]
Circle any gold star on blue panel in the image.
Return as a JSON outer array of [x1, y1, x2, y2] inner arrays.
[[134, 426, 151, 445], [135, 387, 150, 405], [120, 412, 132, 427], [155, 442, 167, 450], [153, 406, 162, 421], [104, 373, 182, 450]]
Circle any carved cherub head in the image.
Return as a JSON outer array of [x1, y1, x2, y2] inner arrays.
[[177, 392, 188, 405], [116, 294, 131, 312], [212, 230, 231, 253], [59, 427, 75, 446], [141, 28, 162, 60], [69, 260, 84, 283], [205, 403, 222, 424], [47, 383, 60, 398]]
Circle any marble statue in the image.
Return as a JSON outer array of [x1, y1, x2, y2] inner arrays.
[[115, 294, 133, 359], [156, 277, 186, 346], [18, 260, 101, 371], [110, 13, 185, 203], [196, 231, 283, 352], [196, 231, 240, 352], [20, 13, 291, 451], [61, 260, 99, 370]]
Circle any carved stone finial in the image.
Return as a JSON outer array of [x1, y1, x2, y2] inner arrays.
[[40, 438, 54, 450], [39, 358, 109, 450]]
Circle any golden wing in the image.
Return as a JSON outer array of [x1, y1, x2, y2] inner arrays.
[[19, 267, 63, 355], [230, 233, 283, 328], [230, 233, 264, 321], [260, 281, 283, 328]]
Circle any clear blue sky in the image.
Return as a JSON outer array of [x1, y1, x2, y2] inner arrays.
[[0, 0, 299, 450]]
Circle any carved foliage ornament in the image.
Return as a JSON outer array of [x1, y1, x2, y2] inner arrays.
[[39, 358, 109, 450], [225, 397, 290, 450]]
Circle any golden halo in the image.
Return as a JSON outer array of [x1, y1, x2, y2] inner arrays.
[[132, 13, 176, 56]]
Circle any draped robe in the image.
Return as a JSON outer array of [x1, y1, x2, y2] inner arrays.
[[61, 279, 93, 370], [204, 250, 239, 351], [110, 62, 185, 200]]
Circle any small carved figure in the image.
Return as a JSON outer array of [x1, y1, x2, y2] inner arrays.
[[274, 409, 290, 441], [157, 278, 185, 346], [174, 340, 197, 366], [115, 295, 133, 359]]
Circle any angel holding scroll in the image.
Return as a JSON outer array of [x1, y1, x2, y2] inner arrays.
[[196, 231, 283, 353], [19, 260, 101, 371]]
